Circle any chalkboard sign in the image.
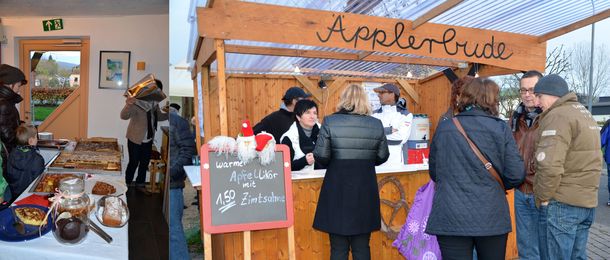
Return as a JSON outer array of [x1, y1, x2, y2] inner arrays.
[[200, 144, 294, 234]]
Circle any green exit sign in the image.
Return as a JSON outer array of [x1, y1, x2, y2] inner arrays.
[[42, 18, 63, 31]]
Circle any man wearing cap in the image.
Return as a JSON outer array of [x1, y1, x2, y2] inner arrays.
[[0, 64, 27, 170], [533, 74, 601, 259], [253, 86, 311, 144], [509, 70, 545, 260], [372, 83, 412, 167]]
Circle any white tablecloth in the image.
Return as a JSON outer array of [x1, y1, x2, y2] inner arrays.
[[0, 174, 129, 260]]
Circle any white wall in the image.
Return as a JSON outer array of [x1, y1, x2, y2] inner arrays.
[[0, 15, 169, 152]]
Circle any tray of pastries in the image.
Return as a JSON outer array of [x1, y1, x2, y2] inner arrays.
[[37, 139, 70, 149], [30, 172, 86, 194], [74, 137, 120, 154], [49, 151, 121, 174]]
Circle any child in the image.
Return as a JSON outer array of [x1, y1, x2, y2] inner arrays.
[[6, 124, 45, 201]]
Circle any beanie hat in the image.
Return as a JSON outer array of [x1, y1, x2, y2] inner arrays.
[[534, 74, 569, 97], [0, 64, 27, 85]]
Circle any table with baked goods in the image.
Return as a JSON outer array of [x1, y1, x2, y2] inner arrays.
[[0, 138, 129, 260]]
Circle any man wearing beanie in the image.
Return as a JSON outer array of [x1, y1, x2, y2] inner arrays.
[[533, 74, 601, 259], [0, 64, 27, 174]]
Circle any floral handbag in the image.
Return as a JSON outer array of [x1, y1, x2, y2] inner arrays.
[[392, 181, 441, 260]]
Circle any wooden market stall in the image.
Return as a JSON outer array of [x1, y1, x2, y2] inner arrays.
[[189, 1, 609, 259]]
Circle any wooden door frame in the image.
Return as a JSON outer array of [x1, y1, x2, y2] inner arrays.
[[18, 38, 89, 138]]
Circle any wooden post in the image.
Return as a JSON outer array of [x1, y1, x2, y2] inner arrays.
[[201, 66, 213, 144], [287, 226, 296, 260], [243, 231, 252, 260], [215, 39, 229, 136], [200, 187, 213, 260], [192, 69, 203, 150]]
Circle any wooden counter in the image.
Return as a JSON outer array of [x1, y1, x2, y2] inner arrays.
[[209, 166, 518, 259]]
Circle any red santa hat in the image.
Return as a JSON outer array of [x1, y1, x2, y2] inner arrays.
[[255, 132, 276, 165], [241, 120, 254, 138]]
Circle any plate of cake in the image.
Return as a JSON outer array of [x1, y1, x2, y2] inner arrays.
[[95, 196, 129, 228], [30, 172, 86, 194], [85, 177, 127, 196], [0, 205, 52, 242]]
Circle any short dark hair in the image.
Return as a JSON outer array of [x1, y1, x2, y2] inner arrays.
[[457, 77, 500, 116], [293, 99, 318, 118], [169, 103, 181, 111], [521, 70, 543, 80]]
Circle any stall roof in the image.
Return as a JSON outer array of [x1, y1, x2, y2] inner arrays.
[[198, 0, 610, 79]]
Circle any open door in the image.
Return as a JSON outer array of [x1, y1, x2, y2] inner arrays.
[[19, 38, 89, 139]]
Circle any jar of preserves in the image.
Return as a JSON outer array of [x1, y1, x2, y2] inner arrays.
[[52, 177, 90, 245]]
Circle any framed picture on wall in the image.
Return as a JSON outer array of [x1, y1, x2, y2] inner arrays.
[[99, 51, 130, 89]]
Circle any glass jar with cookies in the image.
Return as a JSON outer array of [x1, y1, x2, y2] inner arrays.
[[52, 177, 90, 245]]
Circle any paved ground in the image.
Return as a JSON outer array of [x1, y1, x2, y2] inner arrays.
[[181, 170, 610, 260], [588, 166, 610, 260]]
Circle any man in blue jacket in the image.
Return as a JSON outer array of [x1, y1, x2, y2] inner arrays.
[[601, 119, 610, 206]]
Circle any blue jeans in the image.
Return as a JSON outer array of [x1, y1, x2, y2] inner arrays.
[[607, 164, 610, 201], [170, 188, 189, 260], [515, 190, 544, 260], [542, 201, 595, 260]]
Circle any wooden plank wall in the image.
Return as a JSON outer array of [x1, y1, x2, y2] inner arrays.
[[206, 74, 426, 137]]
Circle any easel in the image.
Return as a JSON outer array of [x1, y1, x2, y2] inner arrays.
[[201, 213, 296, 260]]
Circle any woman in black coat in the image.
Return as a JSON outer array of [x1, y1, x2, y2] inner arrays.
[[425, 78, 525, 260], [313, 84, 389, 260]]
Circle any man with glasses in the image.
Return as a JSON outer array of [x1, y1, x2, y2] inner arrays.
[[254, 86, 311, 144], [372, 83, 412, 167], [509, 70, 545, 260]]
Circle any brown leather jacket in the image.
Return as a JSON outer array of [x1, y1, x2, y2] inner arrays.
[[509, 104, 540, 194]]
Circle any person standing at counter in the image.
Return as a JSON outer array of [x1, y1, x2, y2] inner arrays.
[[0, 64, 27, 174], [425, 78, 525, 260], [6, 124, 44, 202], [120, 79, 168, 193], [372, 84, 412, 167], [280, 99, 323, 171], [313, 84, 389, 260], [253, 86, 311, 144]]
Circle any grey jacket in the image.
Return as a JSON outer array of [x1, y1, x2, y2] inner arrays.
[[120, 103, 168, 144]]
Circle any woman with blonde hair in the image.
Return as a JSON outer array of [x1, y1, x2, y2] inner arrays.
[[313, 84, 389, 259]]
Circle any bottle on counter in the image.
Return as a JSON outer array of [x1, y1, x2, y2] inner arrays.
[[52, 177, 90, 245]]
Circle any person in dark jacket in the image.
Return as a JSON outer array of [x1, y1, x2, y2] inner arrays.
[[280, 99, 324, 171], [509, 70, 545, 260], [313, 84, 389, 260], [426, 78, 525, 260], [169, 108, 196, 260], [0, 64, 27, 175], [253, 86, 311, 144], [6, 124, 44, 202]]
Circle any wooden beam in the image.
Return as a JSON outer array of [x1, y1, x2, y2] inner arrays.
[[412, 0, 463, 29], [294, 75, 322, 103], [215, 39, 229, 135], [327, 77, 347, 99], [357, 51, 374, 60], [224, 44, 461, 67], [197, 37, 217, 68], [201, 66, 213, 144], [538, 8, 610, 43], [193, 69, 202, 149], [197, 1, 546, 72], [396, 79, 420, 104]]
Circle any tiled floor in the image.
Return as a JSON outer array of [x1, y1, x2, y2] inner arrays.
[[127, 187, 168, 260]]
